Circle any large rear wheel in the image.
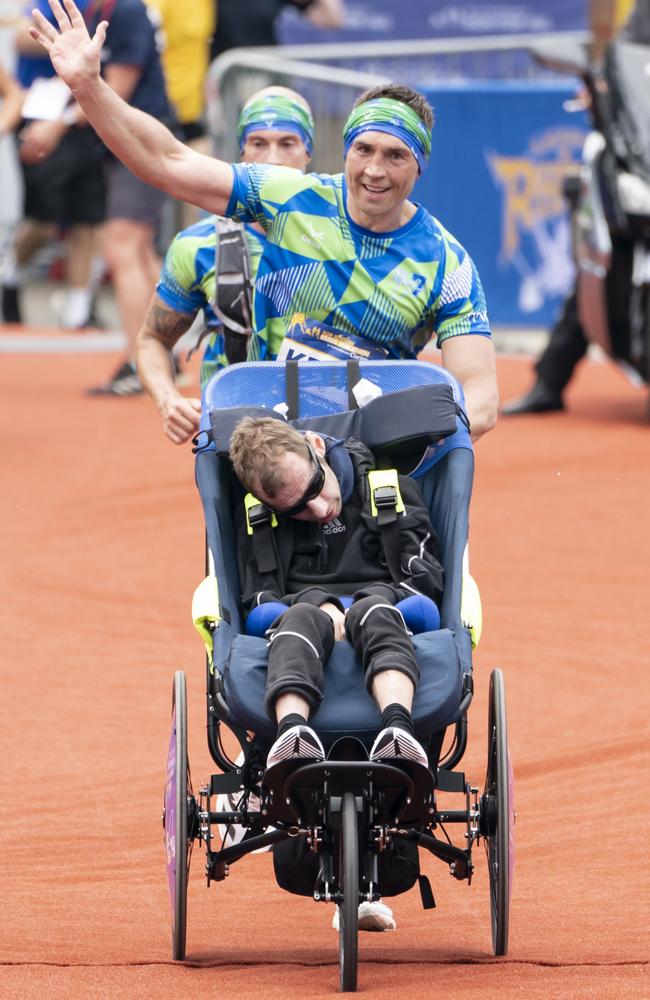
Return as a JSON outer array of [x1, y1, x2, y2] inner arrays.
[[163, 670, 195, 960], [482, 668, 514, 956], [338, 792, 359, 992]]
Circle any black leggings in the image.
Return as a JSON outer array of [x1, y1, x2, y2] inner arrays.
[[264, 588, 419, 720]]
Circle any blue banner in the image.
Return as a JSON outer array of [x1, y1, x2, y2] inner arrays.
[[414, 83, 589, 326], [278, 0, 587, 45]]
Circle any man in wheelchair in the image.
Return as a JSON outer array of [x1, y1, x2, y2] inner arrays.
[[229, 416, 444, 773]]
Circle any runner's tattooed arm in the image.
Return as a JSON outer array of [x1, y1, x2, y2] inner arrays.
[[136, 294, 202, 446], [144, 297, 198, 350]]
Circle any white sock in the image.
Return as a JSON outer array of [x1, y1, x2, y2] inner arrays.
[[88, 254, 106, 294], [61, 287, 92, 328], [0, 246, 20, 286]]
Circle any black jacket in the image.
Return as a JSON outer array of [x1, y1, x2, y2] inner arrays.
[[236, 439, 444, 617]]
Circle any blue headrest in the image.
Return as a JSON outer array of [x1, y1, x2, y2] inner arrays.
[[199, 360, 472, 475]]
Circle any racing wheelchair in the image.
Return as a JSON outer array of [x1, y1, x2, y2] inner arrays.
[[163, 359, 514, 992]]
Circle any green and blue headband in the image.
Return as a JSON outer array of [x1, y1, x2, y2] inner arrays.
[[237, 94, 315, 155], [342, 97, 432, 174]]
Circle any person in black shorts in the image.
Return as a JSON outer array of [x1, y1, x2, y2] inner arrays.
[[1, 0, 107, 328]]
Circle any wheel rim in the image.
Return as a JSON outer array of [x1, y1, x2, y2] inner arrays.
[[339, 791, 359, 992], [163, 671, 194, 960], [483, 668, 514, 956]]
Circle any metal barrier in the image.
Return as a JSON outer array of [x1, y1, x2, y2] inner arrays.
[[206, 31, 590, 171]]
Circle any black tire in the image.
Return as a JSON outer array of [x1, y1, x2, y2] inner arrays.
[[483, 668, 514, 956], [338, 792, 359, 993], [163, 670, 193, 961]]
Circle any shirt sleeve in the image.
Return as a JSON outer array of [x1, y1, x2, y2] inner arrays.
[[226, 161, 311, 229], [155, 234, 205, 315], [433, 242, 492, 346]]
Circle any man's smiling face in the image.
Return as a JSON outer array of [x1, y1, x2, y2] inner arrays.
[[344, 130, 419, 232]]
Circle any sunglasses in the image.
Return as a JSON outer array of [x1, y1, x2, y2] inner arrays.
[[266, 440, 326, 517]]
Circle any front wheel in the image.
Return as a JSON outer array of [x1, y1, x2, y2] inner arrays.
[[482, 668, 514, 956], [338, 791, 359, 992]]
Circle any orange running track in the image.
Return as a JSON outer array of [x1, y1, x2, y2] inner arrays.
[[1, 341, 649, 998]]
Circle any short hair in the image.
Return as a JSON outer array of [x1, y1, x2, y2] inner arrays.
[[353, 84, 434, 130], [229, 417, 310, 498]]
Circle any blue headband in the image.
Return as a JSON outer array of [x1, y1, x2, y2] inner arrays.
[[238, 94, 314, 155], [342, 98, 432, 174]]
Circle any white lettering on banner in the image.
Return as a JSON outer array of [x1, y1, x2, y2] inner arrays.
[[428, 6, 552, 33]]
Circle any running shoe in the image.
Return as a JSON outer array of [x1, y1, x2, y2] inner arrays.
[[332, 900, 397, 932], [369, 727, 428, 767], [266, 724, 325, 768], [86, 360, 143, 397]]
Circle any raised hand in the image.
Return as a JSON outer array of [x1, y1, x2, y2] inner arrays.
[[29, 0, 107, 92]]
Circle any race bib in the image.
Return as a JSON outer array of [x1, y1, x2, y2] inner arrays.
[[276, 314, 388, 363]]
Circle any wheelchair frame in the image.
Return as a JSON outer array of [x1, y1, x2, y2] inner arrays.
[[162, 362, 514, 992]]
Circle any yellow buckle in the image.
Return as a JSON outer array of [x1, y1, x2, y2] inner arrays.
[[244, 492, 277, 535], [367, 469, 405, 517]]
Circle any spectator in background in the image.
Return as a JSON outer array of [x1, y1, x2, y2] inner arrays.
[[145, 0, 215, 227], [0, 62, 23, 138], [502, 0, 650, 416], [1, 0, 107, 329], [146, 0, 213, 144], [0, 61, 23, 301], [86, 0, 175, 397], [209, 0, 344, 60]]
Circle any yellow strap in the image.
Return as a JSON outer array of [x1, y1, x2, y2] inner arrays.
[[244, 492, 277, 535], [367, 468, 405, 516], [461, 572, 483, 649], [192, 575, 221, 665]]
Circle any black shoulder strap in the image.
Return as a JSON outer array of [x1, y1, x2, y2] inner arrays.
[[347, 359, 360, 410], [366, 469, 405, 587], [212, 217, 254, 337], [244, 494, 278, 574], [285, 360, 299, 420]]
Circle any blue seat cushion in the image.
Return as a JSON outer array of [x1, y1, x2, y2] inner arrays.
[[245, 602, 293, 637], [245, 595, 440, 638]]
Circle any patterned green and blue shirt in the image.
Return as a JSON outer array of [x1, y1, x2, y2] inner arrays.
[[225, 163, 492, 361], [155, 215, 266, 387]]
